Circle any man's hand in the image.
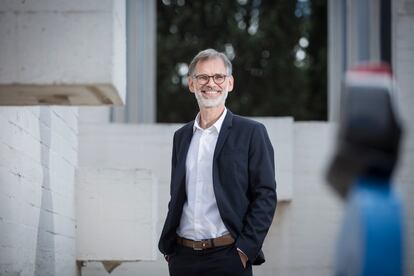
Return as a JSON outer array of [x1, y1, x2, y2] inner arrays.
[[237, 250, 248, 269]]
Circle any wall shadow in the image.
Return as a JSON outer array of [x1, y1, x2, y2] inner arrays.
[[34, 107, 56, 275]]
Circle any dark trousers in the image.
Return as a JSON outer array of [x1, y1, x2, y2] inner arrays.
[[168, 244, 253, 276]]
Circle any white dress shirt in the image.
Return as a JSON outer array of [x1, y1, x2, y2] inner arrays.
[[176, 108, 229, 240]]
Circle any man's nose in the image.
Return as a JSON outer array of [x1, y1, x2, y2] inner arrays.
[[206, 76, 214, 85]]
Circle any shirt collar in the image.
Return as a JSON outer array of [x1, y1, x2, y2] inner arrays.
[[193, 108, 227, 133]]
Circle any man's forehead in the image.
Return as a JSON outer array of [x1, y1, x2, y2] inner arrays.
[[195, 58, 226, 72]]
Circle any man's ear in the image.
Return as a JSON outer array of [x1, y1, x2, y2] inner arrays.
[[188, 76, 195, 93], [227, 75, 234, 92]]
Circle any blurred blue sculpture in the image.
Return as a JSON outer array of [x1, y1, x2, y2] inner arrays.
[[326, 63, 404, 276]]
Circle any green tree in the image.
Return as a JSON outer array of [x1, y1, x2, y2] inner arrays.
[[157, 0, 327, 122]]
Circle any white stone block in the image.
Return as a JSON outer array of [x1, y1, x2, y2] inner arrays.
[[254, 117, 294, 201], [78, 124, 178, 184], [0, 0, 126, 105], [0, 105, 78, 275], [76, 168, 158, 261], [0, 0, 113, 12]]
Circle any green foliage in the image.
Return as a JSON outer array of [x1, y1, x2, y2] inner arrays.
[[157, 0, 327, 122]]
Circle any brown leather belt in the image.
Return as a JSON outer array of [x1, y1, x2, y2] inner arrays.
[[177, 234, 235, 250]]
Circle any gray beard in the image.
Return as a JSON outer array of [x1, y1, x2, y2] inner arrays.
[[194, 89, 228, 108]]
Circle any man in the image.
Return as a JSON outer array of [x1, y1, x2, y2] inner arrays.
[[158, 48, 277, 276]]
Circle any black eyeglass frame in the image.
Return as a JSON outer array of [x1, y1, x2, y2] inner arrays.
[[191, 74, 230, 85]]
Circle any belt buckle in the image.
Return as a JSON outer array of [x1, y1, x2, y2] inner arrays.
[[192, 240, 207, 250]]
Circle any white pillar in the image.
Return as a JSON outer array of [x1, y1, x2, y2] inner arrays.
[[111, 0, 156, 123]]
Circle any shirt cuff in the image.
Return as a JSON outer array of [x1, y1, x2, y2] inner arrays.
[[236, 248, 248, 260]]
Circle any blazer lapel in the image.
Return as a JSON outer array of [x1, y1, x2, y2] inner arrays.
[[175, 122, 194, 188], [179, 122, 194, 159], [213, 110, 233, 160]]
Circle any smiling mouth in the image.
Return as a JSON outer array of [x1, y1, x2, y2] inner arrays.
[[201, 88, 221, 95]]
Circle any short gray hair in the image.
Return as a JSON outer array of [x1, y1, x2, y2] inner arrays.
[[188, 48, 233, 76]]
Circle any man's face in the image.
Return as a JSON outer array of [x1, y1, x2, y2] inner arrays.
[[188, 58, 234, 109]]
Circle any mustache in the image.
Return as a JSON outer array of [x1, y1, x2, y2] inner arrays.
[[201, 86, 221, 92]]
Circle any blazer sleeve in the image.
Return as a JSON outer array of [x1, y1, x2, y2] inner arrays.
[[170, 132, 178, 187], [158, 131, 178, 255], [235, 123, 277, 263]]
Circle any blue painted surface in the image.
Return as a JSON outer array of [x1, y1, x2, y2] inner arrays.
[[335, 177, 404, 276]]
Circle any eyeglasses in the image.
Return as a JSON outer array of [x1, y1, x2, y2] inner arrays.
[[192, 74, 229, 85]]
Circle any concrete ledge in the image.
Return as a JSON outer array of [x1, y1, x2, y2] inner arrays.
[[0, 84, 123, 105]]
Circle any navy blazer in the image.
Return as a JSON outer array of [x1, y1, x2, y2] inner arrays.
[[158, 110, 277, 265]]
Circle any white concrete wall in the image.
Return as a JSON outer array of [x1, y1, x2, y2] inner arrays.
[[0, 106, 78, 276], [78, 118, 293, 200], [393, 1, 414, 275], [76, 168, 158, 262], [78, 107, 111, 124], [77, 123, 177, 275], [77, 120, 342, 276], [254, 122, 341, 276], [254, 117, 294, 201]]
